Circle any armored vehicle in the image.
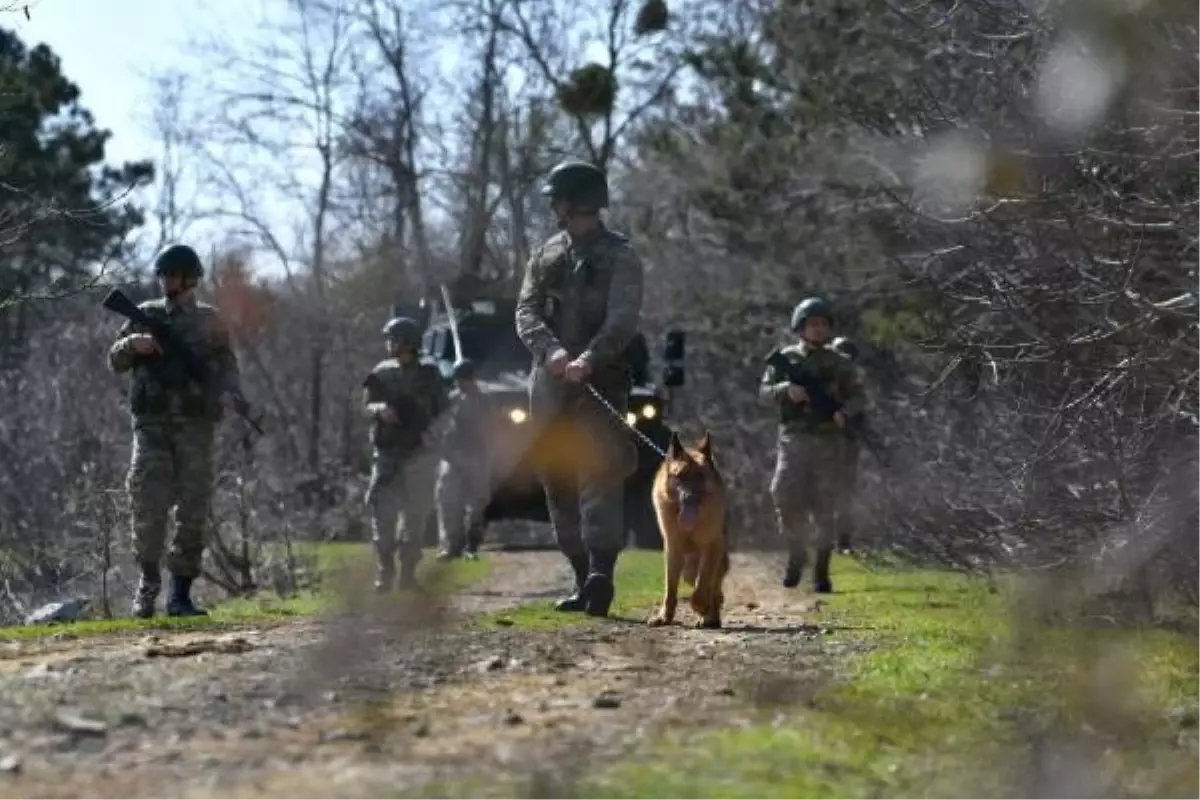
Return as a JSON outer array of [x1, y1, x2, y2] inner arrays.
[[414, 295, 685, 549]]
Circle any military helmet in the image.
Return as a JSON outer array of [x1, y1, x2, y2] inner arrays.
[[451, 358, 477, 380], [831, 336, 859, 360], [382, 316, 421, 346], [154, 244, 203, 279], [790, 296, 834, 332], [540, 159, 609, 209]]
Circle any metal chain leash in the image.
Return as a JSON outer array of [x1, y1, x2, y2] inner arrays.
[[584, 383, 669, 459]]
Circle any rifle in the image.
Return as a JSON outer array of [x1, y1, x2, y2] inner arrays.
[[764, 348, 887, 465], [362, 372, 434, 453], [101, 288, 264, 437]]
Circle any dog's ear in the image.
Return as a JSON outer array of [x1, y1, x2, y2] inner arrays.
[[698, 429, 713, 461], [667, 431, 683, 460]]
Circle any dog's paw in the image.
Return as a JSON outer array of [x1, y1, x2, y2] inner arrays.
[[646, 612, 672, 627], [696, 617, 722, 630]]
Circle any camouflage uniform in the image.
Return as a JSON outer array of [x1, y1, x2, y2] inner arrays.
[[830, 336, 863, 552], [108, 246, 240, 618], [516, 182, 644, 616], [760, 313, 864, 592], [435, 381, 493, 558], [363, 352, 449, 590]]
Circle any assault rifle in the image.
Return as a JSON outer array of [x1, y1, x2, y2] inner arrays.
[[362, 372, 435, 453], [101, 288, 264, 437], [764, 348, 887, 465]]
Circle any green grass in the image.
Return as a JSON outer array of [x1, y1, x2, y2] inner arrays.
[[0, 543, 490, 642], [577, 556, 1199, 798], [465, 551, 1196, 798]]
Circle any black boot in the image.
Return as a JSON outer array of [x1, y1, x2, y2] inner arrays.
[[131, 562, 161, 619], [582, 549, 619, 618], [783, 552, 806, 589], [813, 547, 834, 594], [554, 554, 591, 612], [165, 575, 208, 618]]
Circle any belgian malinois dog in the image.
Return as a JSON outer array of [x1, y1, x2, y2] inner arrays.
[[646, 430, 730, 629]]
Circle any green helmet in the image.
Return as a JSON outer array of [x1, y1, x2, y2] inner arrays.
[[382, 317, 421, 346], [790, 297, 833, 332], [540, 160, 609, 210], [830, 336, 859, 360], [154, 244, 203, 279], [452, 358, 477, 380]]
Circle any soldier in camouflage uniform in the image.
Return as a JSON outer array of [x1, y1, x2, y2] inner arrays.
[[435, 358, 493, 562], [362, 317, 450, 592], [759, 297, 864, 593], [829, 336, 863, 553], [108, 244, 240, 619], [516, 159, 644, 618]]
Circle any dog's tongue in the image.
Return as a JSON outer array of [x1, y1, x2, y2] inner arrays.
[[678, 505, 699, 528]]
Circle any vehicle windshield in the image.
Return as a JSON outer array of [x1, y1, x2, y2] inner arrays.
[[453, 316, 529, 373]]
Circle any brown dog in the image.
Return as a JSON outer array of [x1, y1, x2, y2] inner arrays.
[[646, 430, 730, 629]]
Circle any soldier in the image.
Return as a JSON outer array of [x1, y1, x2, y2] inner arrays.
[[759, 297, 864, 593], [108, 244, 240, 619], [362, 316, 449, 592], [435, 358, 492, 562], [515, 159, 644, 618], [829, 336, 862, 553]]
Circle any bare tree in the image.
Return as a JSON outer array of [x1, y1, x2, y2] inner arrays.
[[186, 0, 359, 473], [342, 0, 438, 303], [495, 0, 689, 170]]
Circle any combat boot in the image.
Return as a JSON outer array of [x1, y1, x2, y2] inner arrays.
[[813, 547, 834, 594], [131, 562, 161, 619], [165, 575, 208, 618], [582, 549, 619, 618], [553, 554, 591, 612], [782, 552, 806, 589]]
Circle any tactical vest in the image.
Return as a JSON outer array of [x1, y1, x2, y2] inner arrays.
[[128, 304, 219, 420], [366, 359, 440, 454], [776, 346, 846, 435]]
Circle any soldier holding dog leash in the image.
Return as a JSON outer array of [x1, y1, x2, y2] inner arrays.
[[515, 159, 645, 619]]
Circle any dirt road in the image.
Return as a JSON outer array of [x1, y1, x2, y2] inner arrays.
[[0, 550, 842, 798]]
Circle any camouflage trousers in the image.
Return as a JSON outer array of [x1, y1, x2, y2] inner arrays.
[[126, 416, 216, 578], [529, 369, 638, 557], [366, 449, 437, 575], [769, 429, 847, 557], [835, 440, 861, 546], [435, 459, 490, 554]]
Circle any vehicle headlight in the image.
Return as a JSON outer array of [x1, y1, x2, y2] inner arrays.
[[508, 407, 527, 424], [640, 404, 657, 420], [625, 412, 637, 426]]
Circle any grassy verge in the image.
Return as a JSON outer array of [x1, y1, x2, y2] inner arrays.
[[578, 556, 1199, 798], [0, 543, 490, 642], [451, 549, 1195, 798]]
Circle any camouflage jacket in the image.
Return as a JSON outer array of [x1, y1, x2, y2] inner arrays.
[[362, 357, 449, 454], [438, 387, 494, 467], [759, 341, 865, 435], [107, 295, 240, 422], [515, 225, 644, 377]]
